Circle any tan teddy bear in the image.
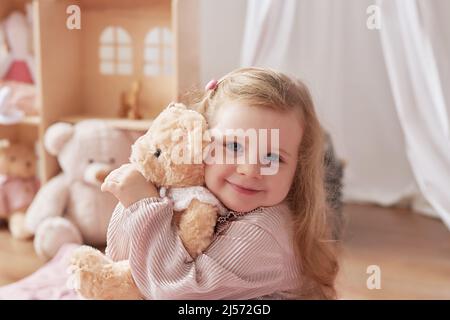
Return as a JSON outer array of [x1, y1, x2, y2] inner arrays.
[[69, 103, 225, 300], [0, 139, 38, 239]]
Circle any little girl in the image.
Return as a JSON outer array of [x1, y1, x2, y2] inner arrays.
[[102, 67, 339, 300]]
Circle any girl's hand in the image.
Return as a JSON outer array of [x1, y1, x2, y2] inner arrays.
[[101, 163, 158, 208]]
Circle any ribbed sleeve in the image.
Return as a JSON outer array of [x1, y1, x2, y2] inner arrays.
[[106, 197, 299, 300], [105, 203, 131, 261]]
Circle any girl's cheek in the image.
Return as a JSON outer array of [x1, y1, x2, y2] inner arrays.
[[205, 164, 219, 184]]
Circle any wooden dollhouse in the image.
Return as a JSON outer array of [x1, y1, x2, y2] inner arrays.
[[0, 0, 200, 182]]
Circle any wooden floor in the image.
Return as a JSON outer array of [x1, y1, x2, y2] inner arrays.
[[0, 222, 44, 287], [336, 204, 450, 299], [0, 203, 449, 299]]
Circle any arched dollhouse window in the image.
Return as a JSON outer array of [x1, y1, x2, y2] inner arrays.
[[99, 26, 133, 75], [144, 27, 173, 77]]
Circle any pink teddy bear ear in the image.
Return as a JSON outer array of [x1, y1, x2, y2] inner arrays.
[[44, 122, 74, 156]]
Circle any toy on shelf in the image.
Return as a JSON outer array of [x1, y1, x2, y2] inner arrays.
[[23, 120, 135, 260], [0, 3, 37, 124], [0, 139, 39, 239], [0, 80, 37, 124], [118, 79, 142, 120], [70, 103, 223, 300], [0, 5, 35, 84]]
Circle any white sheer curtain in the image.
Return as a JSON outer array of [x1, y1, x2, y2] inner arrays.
[[240, 0, 450, 228], [240, 0, 297, 67], [378, 0, 450, 228]]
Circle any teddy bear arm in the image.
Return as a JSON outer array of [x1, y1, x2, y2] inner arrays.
[[25, 174, 69, 233], [95, 261, 142, 300], [178, 199, 218, 258]]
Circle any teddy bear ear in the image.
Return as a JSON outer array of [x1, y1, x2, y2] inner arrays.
[[44, 122, 74, 156]]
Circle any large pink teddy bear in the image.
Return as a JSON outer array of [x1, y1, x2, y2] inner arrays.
[[24, 120, 135, 260]]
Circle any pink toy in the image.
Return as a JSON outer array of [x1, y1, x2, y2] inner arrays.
[[0, 7, 35, 84], [0, 176, 39, 219], [0, 140, 39, 239]]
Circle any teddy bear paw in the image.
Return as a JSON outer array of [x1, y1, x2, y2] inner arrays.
[[68, 246, 113, 300], [70, 245, 112, 270]]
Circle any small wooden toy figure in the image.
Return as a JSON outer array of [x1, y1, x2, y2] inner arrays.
[[119, 80, 142, 120]]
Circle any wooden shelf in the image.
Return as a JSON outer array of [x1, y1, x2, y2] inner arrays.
[[60, 115, 152, 131], [21, 116, 41, 126], [0, 115, 41, 126]]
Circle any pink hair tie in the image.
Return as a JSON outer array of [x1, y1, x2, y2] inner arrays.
[[205, 79, 218, 91]]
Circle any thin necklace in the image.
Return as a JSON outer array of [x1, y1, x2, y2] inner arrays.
[[215, 207, 263, 235]]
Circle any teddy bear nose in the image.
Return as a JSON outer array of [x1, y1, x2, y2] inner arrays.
[[95, 169, 110, 182]]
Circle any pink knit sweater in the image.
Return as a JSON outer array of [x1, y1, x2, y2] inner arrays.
[[105, 196, 301, 300]]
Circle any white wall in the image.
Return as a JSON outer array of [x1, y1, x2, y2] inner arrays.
[[199, 0, 247, 86]]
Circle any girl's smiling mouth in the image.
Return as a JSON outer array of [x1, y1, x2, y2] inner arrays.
[[226, 180, 263, 195]]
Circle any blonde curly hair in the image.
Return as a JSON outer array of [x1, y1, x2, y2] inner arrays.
[[193, 67, 340, 299]]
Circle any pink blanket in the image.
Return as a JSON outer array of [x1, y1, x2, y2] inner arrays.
[[0, 244, 80, 300]]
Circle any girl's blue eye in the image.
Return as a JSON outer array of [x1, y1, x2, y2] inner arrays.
[[265, 153, 280, 162], [226, 141, 243, 153]]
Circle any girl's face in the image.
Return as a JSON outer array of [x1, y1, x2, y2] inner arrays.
[[204, 102, 303, 212]]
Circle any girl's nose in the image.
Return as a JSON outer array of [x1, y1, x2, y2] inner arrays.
[[236, 163, 261, 179]]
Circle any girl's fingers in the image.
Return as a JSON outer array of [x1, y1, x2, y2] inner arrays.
[[100, 181, 111, 192], [101, 180, 120, 194], [101, 181, 113, 193], [103, 164, 131, 185], [100, 163, 145, 205], [104, 173, 120, 185]]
